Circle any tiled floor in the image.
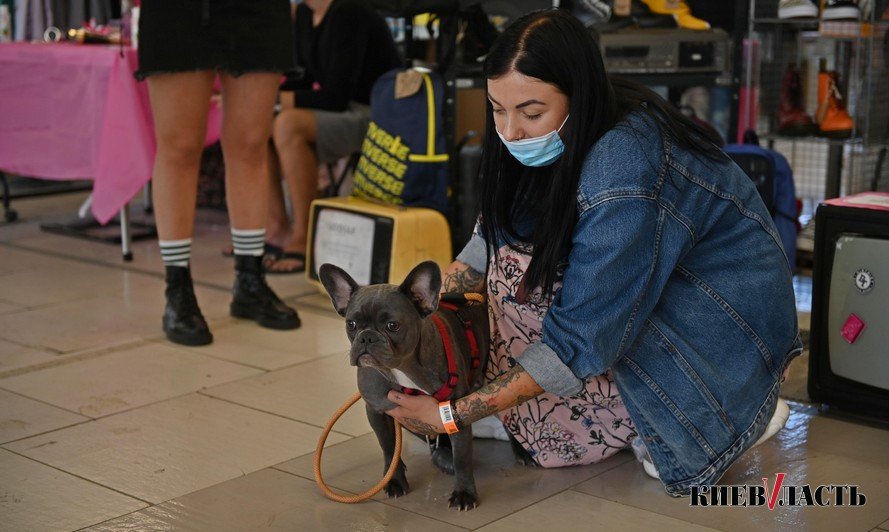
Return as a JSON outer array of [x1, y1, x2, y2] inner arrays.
[[1, 192, 888, 531]]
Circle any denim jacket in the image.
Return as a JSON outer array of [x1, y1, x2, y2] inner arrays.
[[458, 111, 802, 495]]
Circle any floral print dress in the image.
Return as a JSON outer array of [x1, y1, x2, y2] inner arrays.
[[486, 242, 636, 467]]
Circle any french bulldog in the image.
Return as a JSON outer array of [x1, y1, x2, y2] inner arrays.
[[319, 261, 490, 510]]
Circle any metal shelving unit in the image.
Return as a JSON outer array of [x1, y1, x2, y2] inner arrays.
[[743, 0, 889, 220]]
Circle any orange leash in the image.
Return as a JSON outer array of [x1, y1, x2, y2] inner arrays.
[[314, 293, 483, 503], [314, 391, 403, 503], [464, 293, 485, 304]]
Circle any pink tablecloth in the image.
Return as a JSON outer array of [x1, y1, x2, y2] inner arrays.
[[0, 42, 221, 224]]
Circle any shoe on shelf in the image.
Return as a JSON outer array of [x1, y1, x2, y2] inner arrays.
[[821, 0, 860, 20], [777, 63, 816, 136], [858, 0, 873, 19], [778, 0, 819, 19], [640, 0, 710, 30], [574, 0, 612, 25], [596, 0, 677, 31], [816, 63, 855, 138]]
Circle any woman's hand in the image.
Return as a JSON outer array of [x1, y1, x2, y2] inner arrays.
[[386, 364, 545, 437], [386, 391, 444, 436]]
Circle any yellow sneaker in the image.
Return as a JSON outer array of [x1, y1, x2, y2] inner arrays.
[[641, 0, 711, 30]]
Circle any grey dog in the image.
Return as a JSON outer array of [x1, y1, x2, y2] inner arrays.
[[319, 261, 489, 510]]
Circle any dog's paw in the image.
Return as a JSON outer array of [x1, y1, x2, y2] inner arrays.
[[431, 447, 455, 475], [448, 489, 479, 511], [384, 477, 409, 498]]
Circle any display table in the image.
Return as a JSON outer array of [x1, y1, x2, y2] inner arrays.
[[0, 42, 220, 257]]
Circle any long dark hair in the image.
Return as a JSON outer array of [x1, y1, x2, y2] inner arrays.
[[479, 9, 724, 297]]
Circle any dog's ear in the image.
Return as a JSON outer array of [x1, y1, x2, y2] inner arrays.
[[319, 264, 359, 317], [398, 261, 441, 318]]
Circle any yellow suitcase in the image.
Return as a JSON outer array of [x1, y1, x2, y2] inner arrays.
[[306, 196, 453, 290]]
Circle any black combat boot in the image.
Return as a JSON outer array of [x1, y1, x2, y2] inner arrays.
[[163, 266, 213, 346], [231, 255, 301, 330]]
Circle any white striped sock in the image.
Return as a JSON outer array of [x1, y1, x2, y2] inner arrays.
[[231, 228, 265, 257], [159, 238, 191, 268]]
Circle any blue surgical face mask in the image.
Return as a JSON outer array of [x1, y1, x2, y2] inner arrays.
[[497, 114, 569, 167]]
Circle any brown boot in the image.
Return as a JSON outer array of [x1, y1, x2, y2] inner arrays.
[[777, 63, 815, 136]]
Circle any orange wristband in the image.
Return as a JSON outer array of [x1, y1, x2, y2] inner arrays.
[[438, 401, 459, 434]]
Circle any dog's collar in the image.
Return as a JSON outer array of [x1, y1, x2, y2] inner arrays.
[[398, 302, 480, 402]]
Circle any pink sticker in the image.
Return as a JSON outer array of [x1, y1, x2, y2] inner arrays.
[[840, 314, 866, 344]]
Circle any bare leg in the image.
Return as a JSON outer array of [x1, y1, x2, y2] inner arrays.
[[147, 71, 215, 346], [267, 108, 319, 272], [265, 143, 290, 244], [218, 72, 281, 230], [147, 72, 215, 241], [219, 71, 300, 331]]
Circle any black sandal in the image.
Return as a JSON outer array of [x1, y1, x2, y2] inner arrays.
[[264, 252, 306, 274]]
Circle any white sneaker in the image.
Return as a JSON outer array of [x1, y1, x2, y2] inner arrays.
[[752, 397, 790, 448], [632, 398, 790, 480], [471, 415, 510, 441], [632, 437, 660, 480], [778, 0, 819, 18], [822, 0, 860, 20]]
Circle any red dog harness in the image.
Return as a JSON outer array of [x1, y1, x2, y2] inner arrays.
[[398, 299, 481, 402]]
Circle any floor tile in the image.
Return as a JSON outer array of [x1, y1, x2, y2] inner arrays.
[[797, 310, 811, 332], [4, 394, 348, 504], [0, 389, 88, 444], [0, 246, 68, 277], [781, 353, 811, 403], [294, 291, 341, 315], [0, 191, 92, 239], [573, 410, 889, 532], [788, 410, 889, 469], [2, 200, 225, 280], [879, 518, 889, 530], [0, 338, 59, 375], [0, 448, 146, 531], [477, 490, 715, 531], [0, 299, 23, 314], [0, 343, 261, 418], [175, 309, 349, 371], [0, 286, 231, 354], [278, 432, 634, 530], [85, 467, 463, 532], [203, 352, 370, 436], [0, 256, 158, 308]]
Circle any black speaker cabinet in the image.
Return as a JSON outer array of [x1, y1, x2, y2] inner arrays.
[[808, 193, 889, 419]]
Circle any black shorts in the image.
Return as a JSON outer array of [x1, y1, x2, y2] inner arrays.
[[135, 0, 295, 80]]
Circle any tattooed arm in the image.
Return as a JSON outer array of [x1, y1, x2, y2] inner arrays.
[[452, 364, 543, 427], [441, 260, 485, 294], [386, 363, 544, 436]]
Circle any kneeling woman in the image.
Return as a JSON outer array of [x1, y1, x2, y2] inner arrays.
[[388, 9, 801, 495]]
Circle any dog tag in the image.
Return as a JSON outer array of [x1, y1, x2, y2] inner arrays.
[[840, 313, 865, 344]]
